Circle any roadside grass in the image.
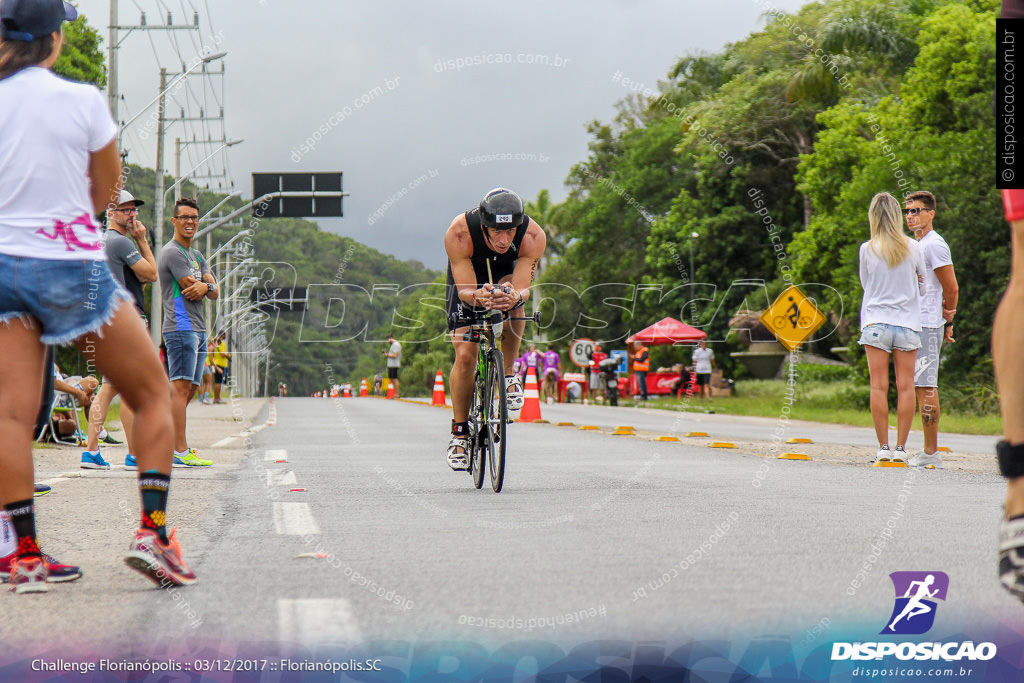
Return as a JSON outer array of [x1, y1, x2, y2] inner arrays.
[[633, 378, 1003, 436]]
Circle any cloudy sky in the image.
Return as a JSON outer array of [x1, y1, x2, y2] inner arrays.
[[73, 0, 809, 269]]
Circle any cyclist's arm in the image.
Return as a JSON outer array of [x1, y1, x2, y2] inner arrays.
[[499, 218, 547, 309], [444, 215, 490, 308]]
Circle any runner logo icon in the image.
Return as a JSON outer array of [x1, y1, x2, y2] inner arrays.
[[881, 571, 949, 635]]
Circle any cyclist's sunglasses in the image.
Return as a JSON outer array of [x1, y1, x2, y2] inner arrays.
[[902, 207, 931, 216]]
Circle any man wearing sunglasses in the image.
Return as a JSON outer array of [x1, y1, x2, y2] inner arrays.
[[903, 191, 958, 469], [442, 188, 546, 470]]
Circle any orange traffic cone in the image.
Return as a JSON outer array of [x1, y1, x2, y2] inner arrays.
[[359, 378, 368, 397], [343, 385, 351, 397], [431, 370, 446, 406], [385, 378, 394, 399], [518, 366, 543, 422]]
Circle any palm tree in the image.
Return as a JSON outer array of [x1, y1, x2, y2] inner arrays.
[[786, 0, 925, 105], [525, 189, 566, 273]]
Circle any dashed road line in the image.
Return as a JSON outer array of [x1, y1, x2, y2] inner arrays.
[[273, 502, 320, 535], [277, 598, 362, 647]]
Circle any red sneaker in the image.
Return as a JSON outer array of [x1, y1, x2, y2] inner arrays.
[[0, 552, 82, 583], [123, 528, 196, 587], [7, 556, 48, 594]]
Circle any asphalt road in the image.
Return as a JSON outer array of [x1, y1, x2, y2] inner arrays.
[[2, 396, 1020, 676]]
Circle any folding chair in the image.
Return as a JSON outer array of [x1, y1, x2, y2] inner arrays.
[[33, 348, 84, 446]]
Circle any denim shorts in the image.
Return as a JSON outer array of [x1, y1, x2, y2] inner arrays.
[[0, 254, 132, 345], [164, 330, 208, 385], [858, 323, 921, 353]]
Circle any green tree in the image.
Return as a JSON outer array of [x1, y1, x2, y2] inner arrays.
[[55, 17, 106, 87]]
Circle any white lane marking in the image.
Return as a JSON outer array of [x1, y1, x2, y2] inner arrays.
[[265, 449, 288, 462], [273, 502, 320, 535], [277, 599, 362, 647], [210, 436, 238, 448], [265, 470, 297, 487]]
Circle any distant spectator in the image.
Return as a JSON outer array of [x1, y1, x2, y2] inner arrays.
[[857, 192, 926, 465], [692, 340, 715, 400], [211, 331, 230, 404], [589, 343, 607, 403], [385, 334, 401, 398], [632, 342, 650, 401], [198, 340, 214, 405], [541, 345, 561, 402]]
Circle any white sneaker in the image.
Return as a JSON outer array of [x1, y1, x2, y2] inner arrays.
[[908, 450, 943, 468], [505, 375, 524, 412], [873, 445, 892, 464], [891, 446, 907, 463]]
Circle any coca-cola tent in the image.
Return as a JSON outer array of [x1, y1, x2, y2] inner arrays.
[[626, 317, 707, 346]]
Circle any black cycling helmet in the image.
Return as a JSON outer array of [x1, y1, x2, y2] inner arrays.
[[479, 188, 524, 230]]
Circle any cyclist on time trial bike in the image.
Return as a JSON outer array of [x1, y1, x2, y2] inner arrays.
[[443, 188, 546, 470]]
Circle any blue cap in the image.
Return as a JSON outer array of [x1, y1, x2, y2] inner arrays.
[[0, 0, 77, 42]]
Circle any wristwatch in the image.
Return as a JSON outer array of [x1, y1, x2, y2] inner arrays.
[[207, 283, 214, 294]]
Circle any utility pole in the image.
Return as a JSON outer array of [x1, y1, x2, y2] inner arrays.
[[108, 0, 118, 120], [106, 5, 198, 123], [150, 68, 167, 348]]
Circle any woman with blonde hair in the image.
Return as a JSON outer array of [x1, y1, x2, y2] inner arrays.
[[858, 192, 927, 464]]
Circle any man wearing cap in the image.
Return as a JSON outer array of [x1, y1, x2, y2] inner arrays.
[[81, 190, 158, 470]]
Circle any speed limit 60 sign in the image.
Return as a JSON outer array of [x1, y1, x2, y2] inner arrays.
[[570, 338, 595, 368]]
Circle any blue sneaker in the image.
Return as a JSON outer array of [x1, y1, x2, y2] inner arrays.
[[124, 454, 138, 471], [33, 484, 51, 497], [81, 451, 110, 470]]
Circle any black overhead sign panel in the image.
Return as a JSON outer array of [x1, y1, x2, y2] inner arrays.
[[251, 173, 344, 218]]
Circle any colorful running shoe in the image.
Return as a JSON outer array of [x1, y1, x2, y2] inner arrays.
[[99, 430, 122, 445], [1, 552, 83, 584], [81, 451, 111, 470], [124, 453, 138, 470], [123, 528, 196, 587], [179, 448, 212, 467], [6, 556, 48, 593], [33, 484, 51, 497]]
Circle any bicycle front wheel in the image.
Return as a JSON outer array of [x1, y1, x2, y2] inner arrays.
[[470, 370, 485, 490], [485, 348, 507, 492]]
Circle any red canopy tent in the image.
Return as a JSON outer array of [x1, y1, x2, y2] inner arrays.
[[626, 317, 707, 345], [624, 317, 707, 396]]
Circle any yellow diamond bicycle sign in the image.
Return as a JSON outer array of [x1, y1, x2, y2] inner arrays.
[[759, 285, 827, 352]]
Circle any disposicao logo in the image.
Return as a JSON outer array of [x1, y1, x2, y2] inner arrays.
[[881, 571, 948, 635], [831, 571, 997, 662]]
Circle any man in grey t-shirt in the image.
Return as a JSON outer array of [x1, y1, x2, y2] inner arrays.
[[83, 190, 159, 471], [157, 198, 218, 467]]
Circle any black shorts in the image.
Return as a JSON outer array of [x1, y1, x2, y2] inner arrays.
[[388, 367, 399, 380], [696, 373, 711, 386]]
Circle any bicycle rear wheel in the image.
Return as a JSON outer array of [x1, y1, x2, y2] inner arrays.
[[485, 348, 507, 492], [470, 369, 485, 489]]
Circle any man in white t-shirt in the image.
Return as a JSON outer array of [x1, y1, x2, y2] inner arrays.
[[692, 340, 716, 401], [385, 334, 402, 398], [904, 192, 958, 469]]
